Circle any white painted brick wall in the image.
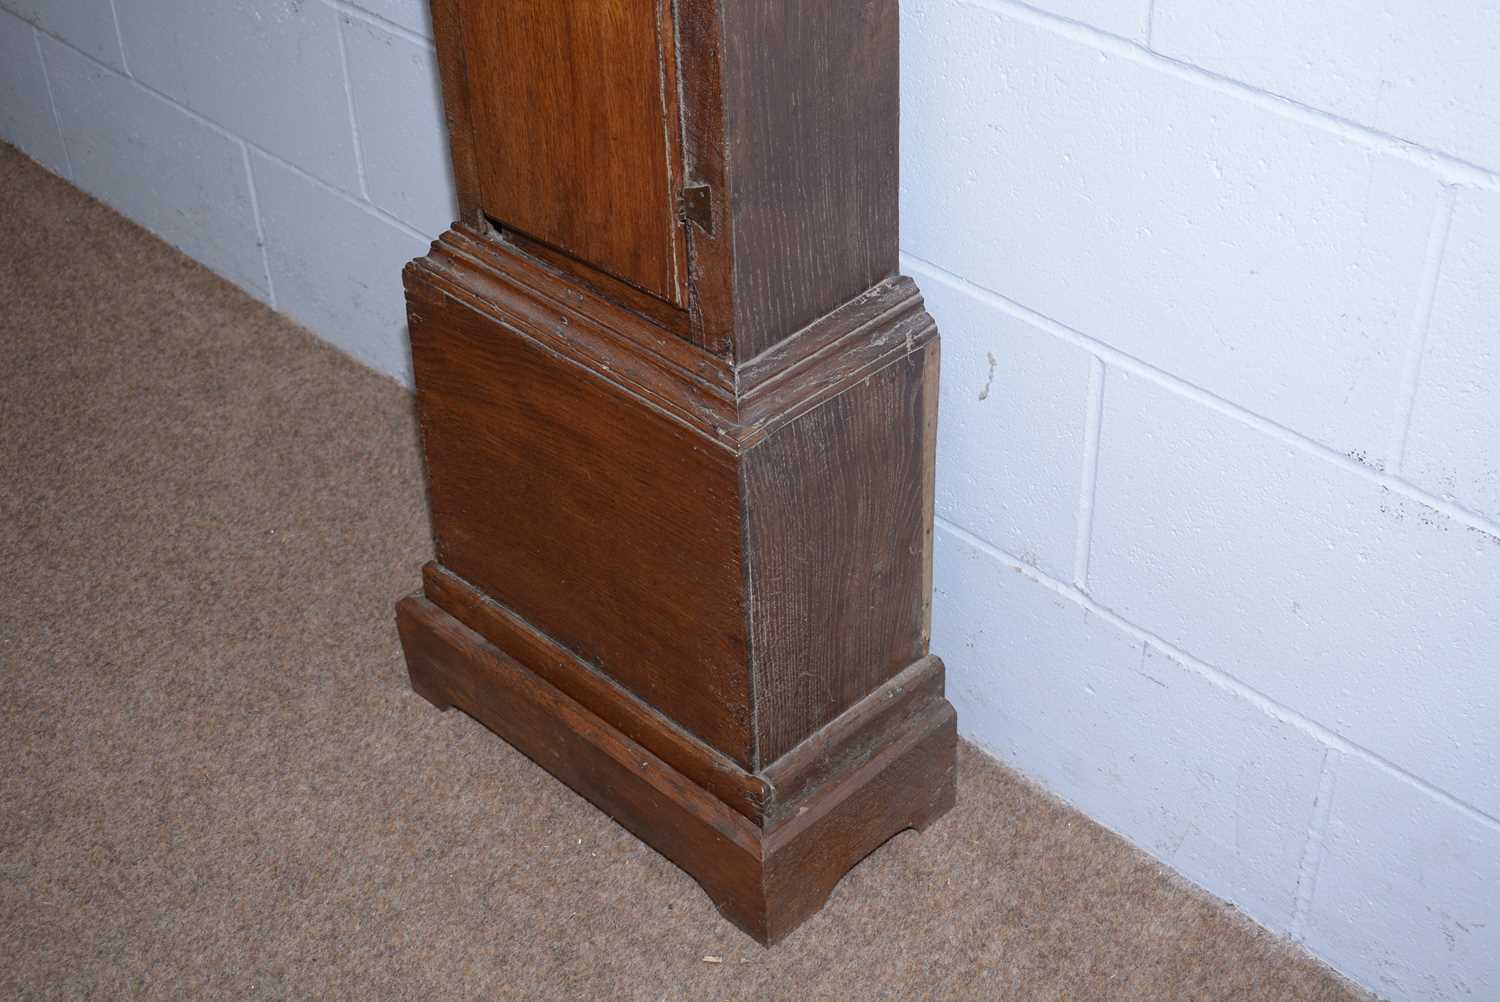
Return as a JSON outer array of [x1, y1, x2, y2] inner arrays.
[[901, 0, 1442, 461], [1304, 756, 1500, 1002], [1, 1, 1496, 998], [341, 14, 454, 235], [1, 0, 124, 70], [917, 264, 1096, 582], [0, 0, 455, 373], [1089, 369, 1500, 819], [118, 0, 362, 190], [934, 523, 1328, 929], [901, 2, 1500, 998], [42, 34, 267, 298], [1154, 0, 1500, 176], [251, 149, 427, 381]]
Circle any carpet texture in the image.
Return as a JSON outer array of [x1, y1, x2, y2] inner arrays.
[[0, 143, 1369, 1001]]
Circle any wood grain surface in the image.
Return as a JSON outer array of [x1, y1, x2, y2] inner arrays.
[[401, 0, 951, 944], [421, 562, 771, 824], [744, 343, 936, 764], [397, 594, 956, 945], [721, 0, 901, 360], [459, 0, 688, 303], [406, 268, 755, 766]]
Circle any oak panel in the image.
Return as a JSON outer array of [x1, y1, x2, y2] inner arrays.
[[722, 0, 901, 360], [407, 274, 754, 765], [744, 345, 936, 764], [460, 0, 687, 303]]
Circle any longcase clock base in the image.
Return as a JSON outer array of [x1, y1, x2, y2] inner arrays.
[[396, 577, 957, 946], [394, 218, 953, 942], [398, 0, 951, 943]]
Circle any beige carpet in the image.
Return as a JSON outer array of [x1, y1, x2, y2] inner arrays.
[[0, 143, 1369, 1001]]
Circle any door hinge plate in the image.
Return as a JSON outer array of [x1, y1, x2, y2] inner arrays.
[[678, 184, 714, 234]]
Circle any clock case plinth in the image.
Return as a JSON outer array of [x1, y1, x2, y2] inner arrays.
[[394, 0, 955, 945]]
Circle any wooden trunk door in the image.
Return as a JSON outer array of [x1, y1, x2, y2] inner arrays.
[[459, 0, 689, 306]]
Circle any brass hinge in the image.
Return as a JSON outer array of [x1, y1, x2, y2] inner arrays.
[[678, 184, 714, 234]]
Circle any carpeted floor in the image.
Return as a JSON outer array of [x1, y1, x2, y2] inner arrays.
[[0, 143, 1369, 1001]]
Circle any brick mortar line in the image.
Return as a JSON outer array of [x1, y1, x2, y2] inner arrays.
[[1290, 749, 1339, 939], [239, 140, 279, 310], [105, 0, 131, 77], [332, 12, 372, 201], [322, 0, 436, 50], [30, 28, 74, 182], [1386, 186, 1459, 476], [1071, 357, 1105, 590]]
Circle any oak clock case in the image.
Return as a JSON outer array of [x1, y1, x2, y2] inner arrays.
[[394, 0, 957, 945]]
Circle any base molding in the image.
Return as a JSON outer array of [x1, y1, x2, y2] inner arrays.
[[395, 590, 957, 945]]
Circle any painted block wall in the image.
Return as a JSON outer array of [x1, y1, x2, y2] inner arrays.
[[0, 0, 448, 382], [1, 1, 1496, 999], [906, 4, 1500, 1000]]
